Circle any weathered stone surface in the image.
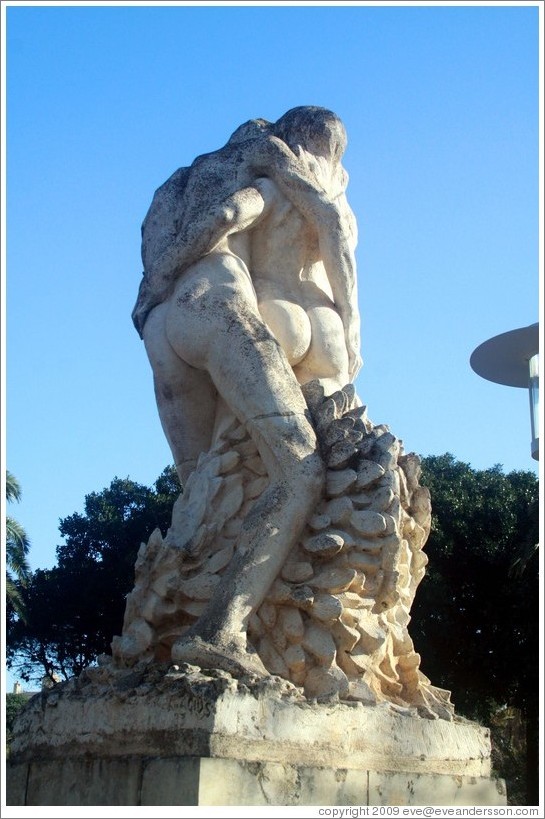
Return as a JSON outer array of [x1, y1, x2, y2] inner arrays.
[[367, 770, 506, 807], [303, 531, 345, 558], [27, 758, 141, 806], [356, 459, 386, 488], [185, 758, 367, 806], [111, 382, 450, 718], [9, 664, 493, 777], [326, 468, 358, 497], [5, 761, 28, 806], [351, 509, 388, 536], [7, 756, 506, 807]]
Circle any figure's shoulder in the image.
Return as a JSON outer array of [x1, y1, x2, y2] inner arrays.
[[152, 166, 191, 204], [140, 166, 192, 271], [142, 167, 190, 228]]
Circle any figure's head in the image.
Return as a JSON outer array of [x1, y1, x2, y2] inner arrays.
[[273, 106, 347, 163], [228, 117, 272, 144]]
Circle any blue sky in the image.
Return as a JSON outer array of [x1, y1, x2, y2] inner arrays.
[[3, 2, 542, 606]]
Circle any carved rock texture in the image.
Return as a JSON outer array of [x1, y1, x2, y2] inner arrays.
[[112, 383, 453, 720]]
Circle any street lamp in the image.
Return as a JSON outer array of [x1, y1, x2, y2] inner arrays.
[[470, 322, 539, 461]]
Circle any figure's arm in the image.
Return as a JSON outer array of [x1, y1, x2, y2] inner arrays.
[[133, 184, 271, 337], [251, 137, 363, 381], [318, 196, 362, 382], [149, 200, 248, 289]]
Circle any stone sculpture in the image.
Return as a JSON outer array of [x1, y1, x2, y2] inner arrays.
[[112, 106, 453, 721], [8, 108, 507, 808]]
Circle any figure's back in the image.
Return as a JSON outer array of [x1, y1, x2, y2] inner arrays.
[[140, 165, 191, 274], [141, 122, 271, 277]]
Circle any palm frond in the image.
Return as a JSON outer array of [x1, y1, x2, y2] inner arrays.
[[6, 517, 31, 582], [6, 516, 30, 552], [5, 574, 28, 621], [6, 471, 22, 504]]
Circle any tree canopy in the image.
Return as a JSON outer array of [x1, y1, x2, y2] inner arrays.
[[412, 454, 539, 805], [6, 467, 180, 681], [412, 453, 539, 722]]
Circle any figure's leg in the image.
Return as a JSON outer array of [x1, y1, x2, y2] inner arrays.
[[142, 302, 218, 486], [165, 254, 325, 674]]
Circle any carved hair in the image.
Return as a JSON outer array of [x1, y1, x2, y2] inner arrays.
[[227, 118, 272, 144], [273, 106, 347, 162]]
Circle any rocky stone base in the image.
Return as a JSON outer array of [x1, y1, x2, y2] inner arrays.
[[7, 662, 506, 806], [113, 384, 452, 718]]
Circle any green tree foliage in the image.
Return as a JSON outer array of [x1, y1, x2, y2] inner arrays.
[[412, 454, 539, 805], [489, 707, 528, 806], [6, 467, 180, 682], [5, 471, 31, 620], [412, 453, 539, 721]]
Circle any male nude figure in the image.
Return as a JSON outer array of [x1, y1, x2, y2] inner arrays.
[[251, 140, 359, 396], [138, 108, 361, 674]]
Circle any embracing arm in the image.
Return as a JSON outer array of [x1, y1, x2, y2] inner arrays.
[[133, 183, 269, 337], [318, 199, 362, 381]]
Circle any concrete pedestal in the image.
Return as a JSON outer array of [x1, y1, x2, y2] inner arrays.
[[7, 757, 506, 807], [6, 661, 506, 806]]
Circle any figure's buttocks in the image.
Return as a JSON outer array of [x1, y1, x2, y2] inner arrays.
[[165, 251, 259, 369], [255, 277, 312, 366]]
